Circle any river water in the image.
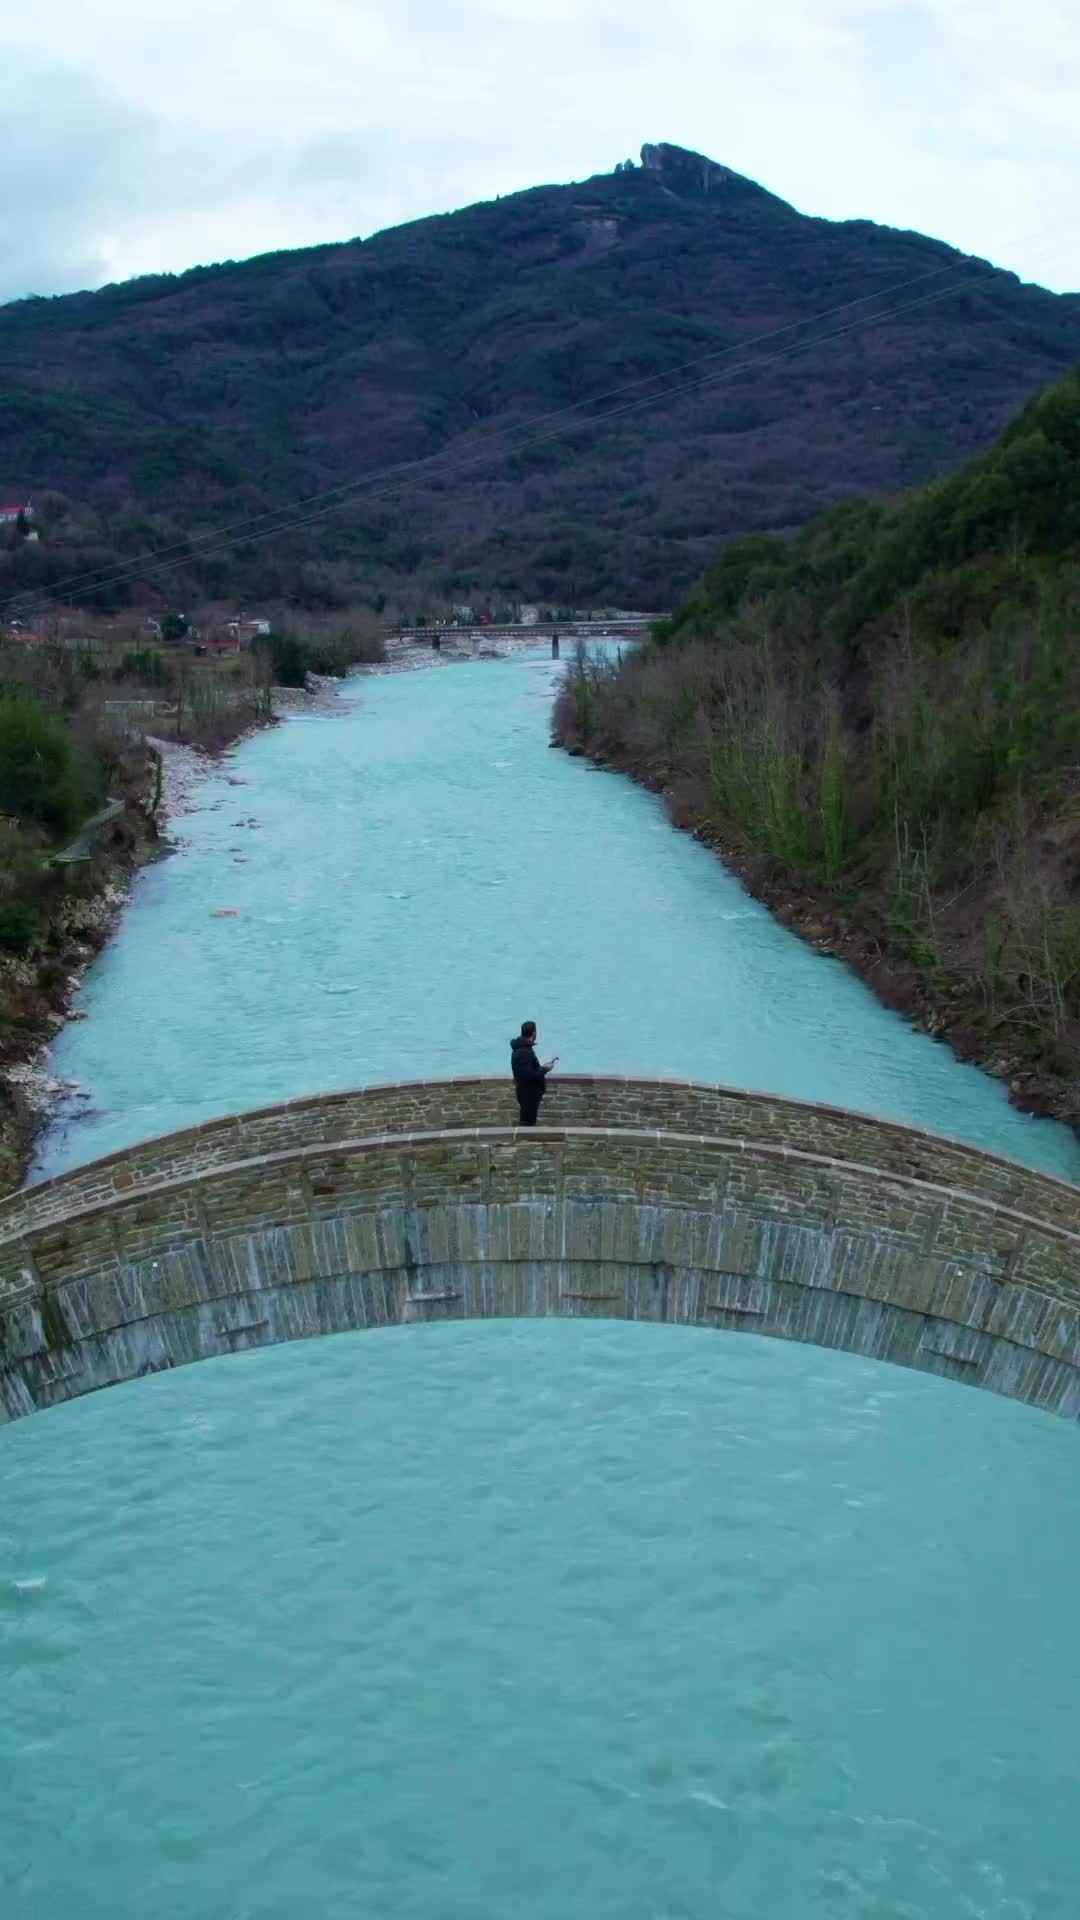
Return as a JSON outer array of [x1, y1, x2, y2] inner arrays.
[[4, 652, 1079, 1917]]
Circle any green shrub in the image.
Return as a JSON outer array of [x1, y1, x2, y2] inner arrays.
[[0, 698, 83, 830], [255, 624, 375, 683], [118, 647, 166, 684], [258, 631, 308, 686], [0, 902, 37, 955], [301, 633, 355, 676]]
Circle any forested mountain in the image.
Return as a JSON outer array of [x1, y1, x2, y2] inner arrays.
[[2, 142, 1079, 613]]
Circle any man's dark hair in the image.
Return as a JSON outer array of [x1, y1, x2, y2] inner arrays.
[[521, 1020, 536, 1040]]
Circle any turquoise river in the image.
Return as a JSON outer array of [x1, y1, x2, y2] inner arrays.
[[3, 650, 1079, 1917]]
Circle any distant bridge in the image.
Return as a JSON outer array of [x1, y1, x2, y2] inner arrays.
[[386, 616, 660, 652], [3, 1078, 1080, 1423]]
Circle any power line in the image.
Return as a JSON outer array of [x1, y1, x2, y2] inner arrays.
[[1, 224, 1061, 616], [3, 251, 974, 612], [0, 253, 990, 612]]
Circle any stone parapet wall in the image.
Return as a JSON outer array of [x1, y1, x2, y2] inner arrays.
[[3, 1117, 1080, 1424], [6, 1078, 1080, 1236]]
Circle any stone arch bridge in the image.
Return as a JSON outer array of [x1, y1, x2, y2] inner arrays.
[[2, 1078, 1080, 1424]]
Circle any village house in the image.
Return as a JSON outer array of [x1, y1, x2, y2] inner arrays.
[[227, 617, 271, 645], [0, 501, 33, 526], [1, 604, 90, 647]]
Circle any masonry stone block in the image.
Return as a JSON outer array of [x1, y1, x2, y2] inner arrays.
[[0, 1298, 45, 1362]]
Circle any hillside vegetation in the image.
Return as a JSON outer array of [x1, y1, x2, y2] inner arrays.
[[0, 654, 155, 1189], [555, 367, 1080, 1121], [3, 143, 1080, 612]]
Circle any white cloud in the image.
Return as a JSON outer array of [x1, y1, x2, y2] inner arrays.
[[0, 56, 157, 298], [1, 1, 1077, 299]]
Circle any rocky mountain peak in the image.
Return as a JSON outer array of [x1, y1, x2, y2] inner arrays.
[[640, 143, 748, 195]]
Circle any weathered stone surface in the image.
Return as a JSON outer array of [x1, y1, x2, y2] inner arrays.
[[3, 1080, 1080, 1424], [10, 1077, 1080, 1237]]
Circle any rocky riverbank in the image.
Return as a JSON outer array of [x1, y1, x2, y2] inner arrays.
[[558, 731, 1079, 1134], [0, 675, 360, 1194], [0, 796, 161, 1193]]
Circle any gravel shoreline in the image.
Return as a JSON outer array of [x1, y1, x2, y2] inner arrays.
[[356, 634, 557, 675], [151, 675, 356, 823]]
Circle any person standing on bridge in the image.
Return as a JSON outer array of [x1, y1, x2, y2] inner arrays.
[[510, 1020, 557, 1126]]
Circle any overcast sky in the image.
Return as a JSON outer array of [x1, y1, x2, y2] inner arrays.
[[1, 0, 1076, 305]]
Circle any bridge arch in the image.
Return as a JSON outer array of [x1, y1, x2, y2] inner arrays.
[[2, 1079, 1079, 1423]]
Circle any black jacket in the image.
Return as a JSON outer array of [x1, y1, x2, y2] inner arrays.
[[510, 1035, 547, 1103]]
